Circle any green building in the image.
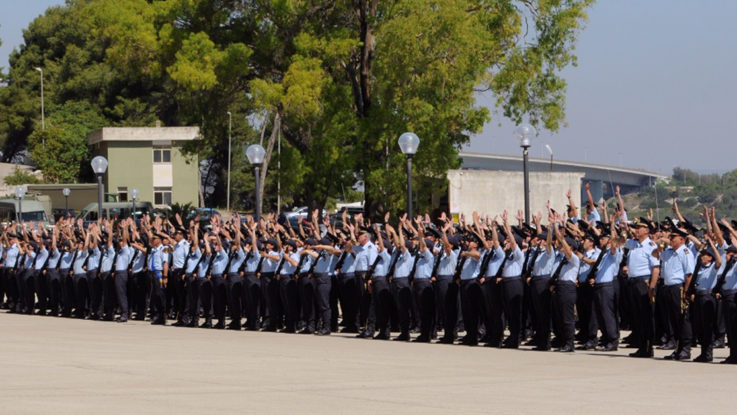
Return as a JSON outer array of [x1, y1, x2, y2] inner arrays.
[[88, 126, 200, 207]]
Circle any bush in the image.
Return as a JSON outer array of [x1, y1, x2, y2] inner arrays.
[[4, 166, 41, 185]]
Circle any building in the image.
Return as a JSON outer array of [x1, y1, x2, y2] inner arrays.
[[88, 126, 200, 207]]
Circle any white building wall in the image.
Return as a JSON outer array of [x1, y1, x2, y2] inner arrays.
[[447, 170, 585, 219]]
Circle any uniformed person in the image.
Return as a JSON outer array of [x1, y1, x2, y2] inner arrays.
[[690, 240, 721, 362], [386, 222, 414, 341], [528, 211, 556, 350], [575, 232, 600, 350], [436, 224, 461, 344], [550, 222, 580, 352], [499, 211, 526, 348], [624, 218, 660, 357], [588, 218, 623, 352]]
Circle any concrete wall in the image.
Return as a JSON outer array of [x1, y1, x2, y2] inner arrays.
[[171, 141, 199, 205], [447, 170, 585, 218], [105, 141, 154, 203]]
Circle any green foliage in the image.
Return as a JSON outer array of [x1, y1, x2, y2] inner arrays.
[[4, 166, 41, 185], [1, 0, 594, 216], [170, 202, 195, 219]]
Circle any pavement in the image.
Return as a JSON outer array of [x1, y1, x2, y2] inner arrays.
[[1, 313, 734, 414]]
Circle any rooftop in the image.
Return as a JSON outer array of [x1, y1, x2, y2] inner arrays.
[[88, 126, 200, 145]]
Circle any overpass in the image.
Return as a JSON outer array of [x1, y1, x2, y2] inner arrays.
[[458, 152, 668, 203]]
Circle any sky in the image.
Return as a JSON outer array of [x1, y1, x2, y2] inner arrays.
[[2, 0, 736, 175]]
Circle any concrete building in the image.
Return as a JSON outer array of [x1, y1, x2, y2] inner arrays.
[[459, 152, 667, 203], [88, 126, 200, 207], [447, 170, 585, 219]]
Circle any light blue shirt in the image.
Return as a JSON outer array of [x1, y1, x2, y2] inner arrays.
[[131, 248, 146, 273], [694, 261, 718, 291], [148, 246, 164, 273], [23, 251, 36, 270], [210, 249, 229, 275], [260, 250, 281, 273], [393, 249, 414, 279], [625, 238, 658, 277], [354, 241, 378, 272], [86, 247, 102, 271], [314, 250, 334, 274], [587, 209, 601, 224], [280, 252, 301, 275], [4, 243, 19, 268], [228, 247, 246, 274], [372, 250, 391, 278], [298, 251, 313, 274], [720, 257, 737, 291], [72, 249, 88, 275], [196, 249, 210, 278], [241, 249, 261, 273], [33, 247, 49, 270], [171, 239, 189, 269], [437, 248, 459, 277], [531, 247, 556, 277], [60, 250, 75, 269], [501, 247, 525, 278], [413, 249, 434, 279], [100, 246, 115, 273], [659, 245, 695, 286], [558, 252, 580, 283], [459, 252, 480, 281], [340, 250, 357, 274], [47, 248, 61, 269], [184, 247, 202, 274], [115, 245, 133, 272], [595, 247, 624, 284], [578, 248, 601, 282]]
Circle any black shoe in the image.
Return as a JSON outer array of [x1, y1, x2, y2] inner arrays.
[[720, 356, 737, 364], [629, 349, 653, 358], [261, 326, 277, 332], [298, 328, 315, 335], [393, 333, 410, 341], [576, 341, 597, 350], [657, 340, 676, 350], [413, 335, 431, 343], [460, 337, 478, 346], [557, 345, 575, 353], [693, 354, 712, 363], [115, 317, 128, 323], [150, 318, 165, 325], [598, 343, 617, 352], [373, 332, 390, 340], [172, 321, 186, 327], [437, 337, 455, 344], [356, 331, 373, 339], [214, 322, 225, 329], [665, 351, 690, 361], [532, 345, 551, 351], [502, 342, 518, 349], [228, 324, 243, 331], [186, 320, 197, 328], [523, 339, 537, 346], [199, 321, 213, 329], [315, 329, 331, 336], [340, 326, 359, 333], [713, 338, 726, 349]]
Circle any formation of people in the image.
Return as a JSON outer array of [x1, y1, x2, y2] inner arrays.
[[1, 183, 736, 364]]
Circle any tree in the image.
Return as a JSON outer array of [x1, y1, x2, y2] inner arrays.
[[4, 166, 41, 185]]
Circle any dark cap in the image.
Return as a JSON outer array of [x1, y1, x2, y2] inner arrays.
[[266, 238, 277, 247], [701, 248, 717, 259], [669, 228, 688, 238], [305, 238, 317, 246], [285, 239, 297, 250], [727, 245, 737, 254], [319, 238, 332, 246], [425, 227, 441, 239]]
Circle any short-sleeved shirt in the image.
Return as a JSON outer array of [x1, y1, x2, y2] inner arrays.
[[625, 238, 659, 277], [595, 247, 624, 284], [413, 249, 434, 279], [501, 247, 525, 278], [659, 245, 695, 286]]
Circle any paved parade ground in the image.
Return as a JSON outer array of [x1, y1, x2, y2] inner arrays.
[[1, 313, 733, 414]]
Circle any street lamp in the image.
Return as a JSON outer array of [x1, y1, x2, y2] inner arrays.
[[62, 187, 70, 216], [130, 188, 139, 219], [227, 111, 232, 212], [515, 124, 536, 224], [545, 144, 553, 172], [245, 144, 266, 218], [15, 185, 26, 223], [398, 132, 420, 219], [35, 67, 45, 132], [90, 155, 108, 220]]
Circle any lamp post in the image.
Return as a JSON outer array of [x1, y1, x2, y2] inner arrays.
[[130, 188, 139, 220], [545, 144, 553, 172], [398, 132, 420, 219], [62, 187, 70, 216], [227, 111, 232, 212], [245, 144, 266, 219], [15, 185, 26, 223], [515, 124, 536, 224], [35, 67, 45, 132], [90, 156, 108, 220]]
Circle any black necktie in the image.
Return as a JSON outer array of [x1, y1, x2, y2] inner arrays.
[[714, 258, 736, 295]]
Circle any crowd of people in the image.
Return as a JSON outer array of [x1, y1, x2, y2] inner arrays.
[[1, 183, 736, 364]]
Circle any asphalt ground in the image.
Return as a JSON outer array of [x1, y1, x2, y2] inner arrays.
[[1, 313, 734, 414]]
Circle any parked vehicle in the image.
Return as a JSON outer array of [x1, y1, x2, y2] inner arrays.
[[76, 201, 153, 226], [0, 198, 53, 228], [186, 207, 222, 229]]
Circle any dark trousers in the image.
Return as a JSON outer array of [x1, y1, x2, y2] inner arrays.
[[87, 270, 103, 317], [298, 273, 315, 332], [358, 272, 374, 333], [314, 274, 332, 331], [553, 281, 577, 348], [577, 282, 598, 342], [114, 271, 129, 320], [441, 279, 461, 340], [46, 269, 62, 315], [693, 292, 715, 358], [654, 279, 672, 343], [715, 297, 726, 341], [211, 275, 226, 323], [134, 271, 150, 319], [20, 269, 36, 313], [5, 268, 19, 310], [722, 290, 737, 360], [198, 276, 213, 320], [243, 273, 261, 329], [73, 273, 89, 317], [184, 274, 200, 323], [593, 282, 619, 346], [170, 269, 186, 321], [278, 274, 298, 331], [372, 277, 392, 336], [149, 272, 166, 322], [101, 272, 116, 319], [227, 273, 244, 327], [628, 277, 655, 351], [502, 277, 524, 347], [460, 279, 484, 342], [391, 277, 412, 334], [260, 273, 280, 329], [662, 284, 691, 355], [329, 275, 339, 331], [60, 270, 74, 316], [482, 278, 504, 346], [434, 276, 452, 334], [412, 278, 435, 338], [34, 269, 48, 313], [530, 275, 552, 348], [338, 273, 360, 330]]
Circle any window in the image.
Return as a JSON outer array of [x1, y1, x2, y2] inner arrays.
[[153, 147, 171, 163], [154, 187, 172, 206], [117, 187, 128, 202]]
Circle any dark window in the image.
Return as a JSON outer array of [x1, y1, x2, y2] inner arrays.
[[153, 150, 161, 163], [162, 150, 171, 162]]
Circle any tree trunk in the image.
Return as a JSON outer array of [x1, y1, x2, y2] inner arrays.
[[258, 112, 281, 214]]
